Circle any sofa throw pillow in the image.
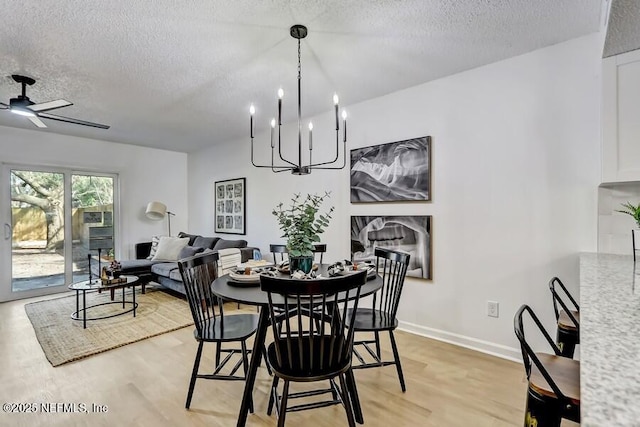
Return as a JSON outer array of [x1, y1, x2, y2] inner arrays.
[[147, 235, 163, 260], [178, 245, 204, 260], [152, 237, 189, 261], [214, 239, 248, 250], [193, 236, 219, 249], [178, 232, 199, 246]]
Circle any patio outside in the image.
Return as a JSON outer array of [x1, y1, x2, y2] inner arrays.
[[10, 171, 114, 293]]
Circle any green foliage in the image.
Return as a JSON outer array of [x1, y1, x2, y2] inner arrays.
[[11, 172, 113, 208], [71, 175, 114, 207], [617, 201, 640, 228], [272, 192, 334, 257]]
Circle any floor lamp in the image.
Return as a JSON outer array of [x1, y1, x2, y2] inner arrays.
[[146, 201, 175, 236]]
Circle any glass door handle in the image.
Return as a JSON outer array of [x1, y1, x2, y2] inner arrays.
[[4, 223, 11, 240]]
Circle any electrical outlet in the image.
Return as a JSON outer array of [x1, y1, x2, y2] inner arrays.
[[487, 301, 499, 318]]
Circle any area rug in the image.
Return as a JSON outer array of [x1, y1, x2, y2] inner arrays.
[[25, 289, 194, 367]]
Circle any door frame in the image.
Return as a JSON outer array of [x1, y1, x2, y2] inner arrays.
[[1, 163, 119, 302]]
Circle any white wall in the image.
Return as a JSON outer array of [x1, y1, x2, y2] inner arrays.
[[0, 125, 188, 261], [189, 33, 602, 358]]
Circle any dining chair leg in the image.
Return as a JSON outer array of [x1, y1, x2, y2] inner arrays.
[[240, 341, 254, 414], [331, 379, 339, 401], [277, 380, 290, 427], [215, 343, 221, 368], [339, 373, 357, 427], [389, 330, 406, 392], [374, 331, 381, 359], [345, 368, 364, 424], [267, 376, 279, 415], [186, 341, 204, 409], [262, 344, 273, 376]]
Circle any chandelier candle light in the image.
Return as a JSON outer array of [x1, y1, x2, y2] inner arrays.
[[250, 24, 347, 175]]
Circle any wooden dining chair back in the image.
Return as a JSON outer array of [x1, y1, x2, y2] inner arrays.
[[548, 277, 580, 358], [260, 270, 367, 427], [514, 304, 580, 427], [312, 243, 327, 265], [178, 252, 260, 410], [270, 244, 289, 265], [349, 247, 410, 392]]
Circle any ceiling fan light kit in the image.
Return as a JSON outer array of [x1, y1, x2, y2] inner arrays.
[[249, 24, 347, 175], [0, 74, 110, 129]]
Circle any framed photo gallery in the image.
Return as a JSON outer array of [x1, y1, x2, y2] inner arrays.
[[214, 177, 246, 235], [350, 136, 432, 279]]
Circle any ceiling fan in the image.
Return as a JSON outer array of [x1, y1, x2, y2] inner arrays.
[[0, 74, 109, 129]]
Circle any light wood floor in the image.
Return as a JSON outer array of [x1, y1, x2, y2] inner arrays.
[[0, 288, 557, 427]]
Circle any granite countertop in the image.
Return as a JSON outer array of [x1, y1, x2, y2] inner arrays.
[[580, 252, 640, 426]]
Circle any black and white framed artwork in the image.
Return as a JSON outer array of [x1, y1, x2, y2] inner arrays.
[[351, 215, 432, 280], [350, 136, 431, 202], [214, 177, 246, 235]]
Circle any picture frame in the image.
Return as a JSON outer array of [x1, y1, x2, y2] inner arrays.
[[214, 177, 246, 235], [351, 215, 432, 280], [350, 136, 431, 203]]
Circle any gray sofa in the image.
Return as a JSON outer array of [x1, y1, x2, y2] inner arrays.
[[91, 232, 259, 295]]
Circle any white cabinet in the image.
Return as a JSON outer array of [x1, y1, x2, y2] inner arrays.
[[602, 49, 640, 182]]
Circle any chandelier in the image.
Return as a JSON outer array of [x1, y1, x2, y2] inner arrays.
[[250, 24, 347, 175]]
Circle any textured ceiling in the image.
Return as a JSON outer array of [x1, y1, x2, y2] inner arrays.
[[0, 0, 604, 153], [603, 0, 640, 57]]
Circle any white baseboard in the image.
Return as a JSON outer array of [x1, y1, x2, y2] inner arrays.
[[398, 320, 522, 363]]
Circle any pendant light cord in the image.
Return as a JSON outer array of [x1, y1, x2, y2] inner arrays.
[[297, 37, 302, 167]]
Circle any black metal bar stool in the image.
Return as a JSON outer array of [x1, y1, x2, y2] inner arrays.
[[514, 304, 580, 427], [549, 277, 579, 358]]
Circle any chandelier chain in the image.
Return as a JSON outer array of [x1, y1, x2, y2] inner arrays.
[[297, 39, 301, 80]]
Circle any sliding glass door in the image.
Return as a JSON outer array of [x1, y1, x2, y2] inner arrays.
[[71, 174, 115, 283], [10, 169, 66, 293], [1, 165, 118, 301]]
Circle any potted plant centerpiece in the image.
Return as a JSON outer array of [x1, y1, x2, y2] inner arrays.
[[272, 192, 334, 274]]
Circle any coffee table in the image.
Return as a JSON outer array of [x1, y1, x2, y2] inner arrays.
[[68, 275, 139, 328]]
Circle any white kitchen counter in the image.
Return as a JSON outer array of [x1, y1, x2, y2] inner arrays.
[[580, 252, 640, 426]]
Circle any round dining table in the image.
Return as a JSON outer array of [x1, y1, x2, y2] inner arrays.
[[211, 264, 383, 427]]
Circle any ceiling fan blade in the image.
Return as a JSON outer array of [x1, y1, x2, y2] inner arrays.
[[28, 99, 73, 112], [38, 112, 110, 129], [29, 116, 47, 128]]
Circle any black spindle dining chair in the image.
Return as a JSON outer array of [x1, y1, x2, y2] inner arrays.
[[348, 247, 410, 392], [261, 270, 367, 427], [312, 243, 327, 265], [270, 244, 288, 265], [178, 252, 260, 410]]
